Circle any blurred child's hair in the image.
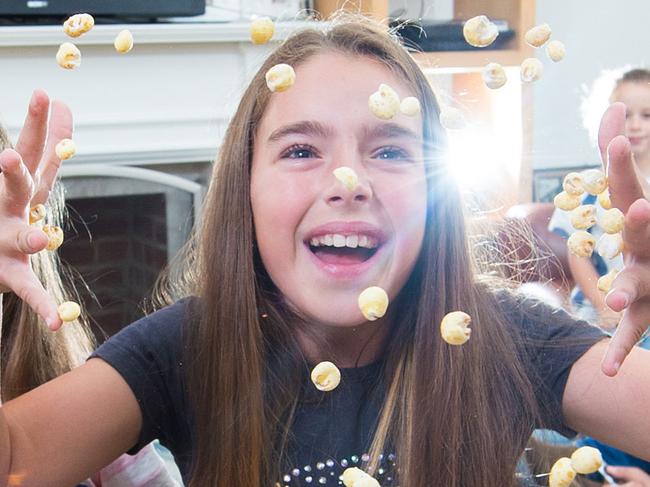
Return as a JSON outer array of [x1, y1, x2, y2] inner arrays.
[[0, 125, 94, 402], [581, 66, 650, 144], [154, 14, 543, 487]]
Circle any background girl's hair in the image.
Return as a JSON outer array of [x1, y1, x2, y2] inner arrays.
[[155, 14, 542, 487], [0, 125, 95, 402], [581, 66, 650, 144]]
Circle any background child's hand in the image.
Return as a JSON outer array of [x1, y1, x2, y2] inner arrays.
[[0, 90, 72, 330], [598, 306, 622, 331], [597, 102, 650, 376]]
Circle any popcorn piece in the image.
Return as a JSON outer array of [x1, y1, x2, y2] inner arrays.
[[399, 96, 421, 117], [333, 166, 359, 191], [114, 29, 134, 54], [567, 231, 596, 258], [56, 42, 81, 69], [57, 301, 81, 322], [310, 361, 341, 392], [520, 58, 543, 83], [340, 467, 380, 487], [553, 191, 581, 211], [597, 189, 612, 209], [368, 83, 400, 120], [570, 446, 603, 475], [482, 62, 507, 89], [440, 311, 471, 346], [63, 13, 94, 38], [265, 63, 296, 93], [55, 138, 76, 160], [598, 207, 624, 234], [29, 204, 46, 224], [250, 17, 275, 45], [546, 40, 566, 62], [463, 15, 499, 48], [581, 169, 608, 195], [549, 457, 576, 487], [43, 225, 64, 251], [439, 107, 466, 130], [570, 205, 597, 230], [597, 268, 619, 293], [562, 172, 584, 196], [524, 23, 552, 48], [358, 286, 389, 321], [597, 233, 624, 260]]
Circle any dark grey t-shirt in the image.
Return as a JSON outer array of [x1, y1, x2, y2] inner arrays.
[[91, 293, 605, 485]]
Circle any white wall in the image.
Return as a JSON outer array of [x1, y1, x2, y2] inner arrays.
[[532, 0, 648, 169]]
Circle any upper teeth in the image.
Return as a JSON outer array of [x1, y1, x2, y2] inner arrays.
[[309, 234, 378, 249]]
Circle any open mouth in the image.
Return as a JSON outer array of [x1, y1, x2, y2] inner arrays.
[[307, 233, 380, 265]]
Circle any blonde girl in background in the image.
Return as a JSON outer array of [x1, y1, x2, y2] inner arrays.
[[1, 16, 650, 487], [0, 124, 182, 486]]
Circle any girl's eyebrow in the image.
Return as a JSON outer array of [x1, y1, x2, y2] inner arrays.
[[267, 120, 334, 143]]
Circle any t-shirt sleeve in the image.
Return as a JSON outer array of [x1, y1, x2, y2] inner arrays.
[[497, 291, 607, 436], [89, 298, 192, 454]]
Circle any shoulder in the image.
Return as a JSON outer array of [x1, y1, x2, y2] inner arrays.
[[492, 289, 605, 343]]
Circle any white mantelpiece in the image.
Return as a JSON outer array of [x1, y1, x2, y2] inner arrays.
[[0, 20, 314, 166]]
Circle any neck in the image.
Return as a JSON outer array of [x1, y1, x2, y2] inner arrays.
[[296, 315, 391, 368]]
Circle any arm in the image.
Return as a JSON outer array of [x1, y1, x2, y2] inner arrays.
[[563, 339, 650, 461], [1, 358, 142, 487]]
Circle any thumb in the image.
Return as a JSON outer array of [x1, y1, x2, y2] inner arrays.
[[607, 465, 650, 483]]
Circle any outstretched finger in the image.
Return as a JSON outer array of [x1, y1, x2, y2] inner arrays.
[[33, 100, 73, 205], [0, 149, 34, 215], [607, 135, 646, 212], [14, 89, 50, 175], [606, 263, 650, 312], [601, 299, 650, 376], [3, 265, 63, 330], [598, 102, 626, 166]]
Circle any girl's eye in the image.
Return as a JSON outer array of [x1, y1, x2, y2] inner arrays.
[[281, 144, 318, 159], [374, 146, 411, 161]]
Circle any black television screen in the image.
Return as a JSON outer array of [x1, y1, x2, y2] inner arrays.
[[0, 0, 205, 18]]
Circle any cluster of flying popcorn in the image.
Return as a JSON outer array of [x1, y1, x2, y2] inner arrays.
[[368, 83, 421, 120], [56, 13, 133, 69], [463, 16, 566, 90], [549, 446, 602, 487], [28, 199, 81, 325], [553, 169, 624, 260]]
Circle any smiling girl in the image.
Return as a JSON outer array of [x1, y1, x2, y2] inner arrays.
[[1, 17, 650, 487]]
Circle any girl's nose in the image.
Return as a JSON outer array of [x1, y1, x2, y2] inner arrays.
[[325, 166, 373, 207]]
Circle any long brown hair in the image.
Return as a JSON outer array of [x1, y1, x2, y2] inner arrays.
[[162, 15, 542, 487], [0, 126, 94, 402]]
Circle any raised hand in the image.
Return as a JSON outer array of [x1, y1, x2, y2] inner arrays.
[[597, 102, 650, 376], [0, 90, 72, 331]]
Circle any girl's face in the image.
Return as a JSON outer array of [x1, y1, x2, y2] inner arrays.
[[611, 81, 650, 158], [251, 52, 427, 327]]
